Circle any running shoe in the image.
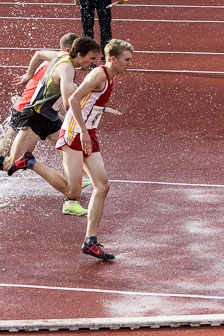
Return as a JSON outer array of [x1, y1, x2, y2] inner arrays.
[[62, 200, 88, 216], [82, 242, 115, 261], [7, 151, 36, 176], [82, 179, 91, 189]]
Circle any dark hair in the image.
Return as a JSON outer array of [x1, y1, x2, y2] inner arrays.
[[60, 33, 78, 50], [69, 36, 100, 58]]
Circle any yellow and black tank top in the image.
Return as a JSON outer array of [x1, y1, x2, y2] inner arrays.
[[24, 54, 73, 121]]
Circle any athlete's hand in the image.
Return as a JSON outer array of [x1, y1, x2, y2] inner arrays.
[[80, 130, 92, 156], [104, 107, 122, 115], [12, 74, 32, 87]]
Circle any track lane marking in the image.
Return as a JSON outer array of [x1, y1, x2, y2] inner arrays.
[[2, 65, 224, 74], [1, 175, 224, 188], [2, 2, 224, 8], [0, 283, 224, 301], [3, 48, 224, 56], [3, 17, 224, 23]]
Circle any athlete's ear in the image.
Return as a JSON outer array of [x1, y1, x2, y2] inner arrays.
[[111, 55, 116, 64]]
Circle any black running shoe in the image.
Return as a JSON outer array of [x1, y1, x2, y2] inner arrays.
[[82, 242, 115, 261], [8, 151, 36, 176]]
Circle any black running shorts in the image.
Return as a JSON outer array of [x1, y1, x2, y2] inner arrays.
[[17, 108, 62, 140], [9, 108, 22, 131]]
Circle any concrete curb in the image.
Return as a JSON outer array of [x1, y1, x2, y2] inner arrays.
[[0, 314, 224, 332]]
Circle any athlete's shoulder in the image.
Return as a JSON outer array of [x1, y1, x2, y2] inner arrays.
[[88, 66, 106, 80]]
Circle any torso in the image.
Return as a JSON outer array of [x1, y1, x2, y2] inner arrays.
[[13, 62, 49, 113], [61, 65, 113, 146], [24, 55, 73, 122]]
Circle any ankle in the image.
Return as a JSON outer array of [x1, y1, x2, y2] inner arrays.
[[85, 236, 97, 246], [64, 198, 76, 205]]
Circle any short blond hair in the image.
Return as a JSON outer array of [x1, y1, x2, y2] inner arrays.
[[104, 39, 134, 61]]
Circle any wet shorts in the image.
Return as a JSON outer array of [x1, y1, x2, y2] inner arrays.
[[9, 107, 21, 131], [17, 108, 62, 140], [57, 128, 100, 157]]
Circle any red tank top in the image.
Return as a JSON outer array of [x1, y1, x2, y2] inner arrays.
[[13, 62, 49, 112]]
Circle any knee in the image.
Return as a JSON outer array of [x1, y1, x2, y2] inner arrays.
[[66, 189, 81, 200], [64, 184, 82, 200], [94, 180, 110, 196]]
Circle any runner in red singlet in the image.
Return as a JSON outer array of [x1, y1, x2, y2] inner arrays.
[[0, 33, 77, 158], [0, 63, 48, 157]]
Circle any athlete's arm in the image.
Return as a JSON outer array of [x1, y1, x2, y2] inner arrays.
[[69, 68, 106, 155], [57, 62, 77, 110], [104, 107, 122, 115], [13, 50, 60, 87], [58, 105, 67, 122]]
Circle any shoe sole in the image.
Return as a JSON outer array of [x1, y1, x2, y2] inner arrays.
[[7, 166, 17, 176], [82, 250, 115, 261], [62, 211, 87, 217]]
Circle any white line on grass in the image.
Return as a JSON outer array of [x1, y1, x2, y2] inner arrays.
[[0, 283, 224, 301]]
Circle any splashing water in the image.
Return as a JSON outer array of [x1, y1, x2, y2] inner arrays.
[[0, 116, 10, 142], [0, 95, 21, 142]]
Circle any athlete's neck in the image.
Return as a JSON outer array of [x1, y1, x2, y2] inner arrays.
[[104, 63, 118, 80]]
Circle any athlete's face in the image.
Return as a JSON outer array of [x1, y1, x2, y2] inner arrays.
[[79, 50, 99, 70], [113, 50, 132, 74]]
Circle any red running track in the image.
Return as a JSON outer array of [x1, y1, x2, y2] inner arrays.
[[1, 1, 224, 335]]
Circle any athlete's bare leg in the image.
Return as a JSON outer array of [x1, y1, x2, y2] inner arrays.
[[32, 145, 84, 199], [0, 127, 17, 157], [46, 131, 60, 146], [3, 127, 39, 171], [83, 152, 110, 237]]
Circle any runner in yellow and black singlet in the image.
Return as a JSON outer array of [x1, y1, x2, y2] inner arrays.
[[24, 54, 73, 123]]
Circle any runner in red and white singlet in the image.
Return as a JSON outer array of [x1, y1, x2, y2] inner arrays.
[[56, 65, 113, 154]]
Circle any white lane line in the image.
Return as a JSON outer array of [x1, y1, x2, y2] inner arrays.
[[124, 4, 224, 8], [1, 47, 224, 56], [0, 283, 224, 301], [1, 175, 224, 188], [2, 2, 224, 8], [110, 180, 224, 188], [135, 51, 224, 55], [2, 65, 224, 73], [0, 1, 75, 4], [0, 16, 80, 20], [0, 47, 60, 50], [2, 17, 224, 23], [128, 69, 224, 73], [113, 19, 224, 23]]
